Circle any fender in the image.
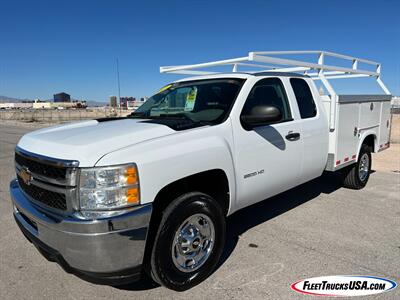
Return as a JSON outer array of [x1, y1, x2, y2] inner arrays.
[[357, 130, 378, 159], [96, 123, 237, 215]]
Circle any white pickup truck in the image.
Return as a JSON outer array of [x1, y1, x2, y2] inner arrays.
[[10, 51, 392, 291]]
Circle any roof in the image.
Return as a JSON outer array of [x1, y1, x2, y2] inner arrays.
[[175, 71, 309, 83], [253, 71, 309, 78]]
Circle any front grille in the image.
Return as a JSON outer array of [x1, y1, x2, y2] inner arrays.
[[15, 148, 78, 212], [15, 152, 66, 180], [17, 175, 67, 211]]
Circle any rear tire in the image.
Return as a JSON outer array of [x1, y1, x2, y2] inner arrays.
[[342, 144, 371, 189], [149, 192, 226, 291]]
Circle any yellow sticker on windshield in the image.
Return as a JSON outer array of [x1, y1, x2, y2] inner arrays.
[[157, 84, 172, 94], [185, 88, 197, 111]]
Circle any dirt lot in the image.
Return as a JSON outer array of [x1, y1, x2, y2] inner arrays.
[[371, 114, 400, 173], [0, 119, 399, 299], [390, 114, 400, 144]]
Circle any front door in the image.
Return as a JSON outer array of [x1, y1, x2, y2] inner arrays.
[[233, 77, 303, 210]]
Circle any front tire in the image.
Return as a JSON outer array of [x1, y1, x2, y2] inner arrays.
[[343, 144, 372, 189], [149, 192, 226, 291]]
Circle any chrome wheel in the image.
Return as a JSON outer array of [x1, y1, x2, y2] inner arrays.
[[172, 213, 215, 273], [358, 153, 369, 182]]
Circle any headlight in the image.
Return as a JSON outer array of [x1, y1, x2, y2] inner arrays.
[[79, 164, 140, 211]]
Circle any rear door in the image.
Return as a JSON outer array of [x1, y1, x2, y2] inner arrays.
[[232, 77, 303, 209], [288, 78, 329, 182]]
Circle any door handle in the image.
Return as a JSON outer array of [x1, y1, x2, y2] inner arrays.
[[285, 131, 300, 141]]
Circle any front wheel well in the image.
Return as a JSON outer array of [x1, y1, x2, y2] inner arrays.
[[142, 169, 230, 273], [151, 169, 230, 217]]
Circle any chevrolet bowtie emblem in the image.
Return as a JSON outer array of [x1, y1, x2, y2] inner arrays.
[[19, 168, 32, 185]]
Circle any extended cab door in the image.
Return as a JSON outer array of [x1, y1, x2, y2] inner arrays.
[[232, 77, 303, 210], [288, 78, 329, 183]]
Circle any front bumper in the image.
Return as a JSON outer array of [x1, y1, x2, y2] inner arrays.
[[10, 179, 152, 285]]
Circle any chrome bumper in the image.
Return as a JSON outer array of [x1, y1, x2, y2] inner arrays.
[[10, 179, 152, 282]]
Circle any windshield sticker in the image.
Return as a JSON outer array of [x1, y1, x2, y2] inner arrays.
[[185, 87, 197, 111]]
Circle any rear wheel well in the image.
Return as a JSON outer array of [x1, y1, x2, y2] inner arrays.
[[362, 135, 375, 152], [143, 169, 230, 273]]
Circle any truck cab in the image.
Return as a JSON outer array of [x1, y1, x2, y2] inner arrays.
[[10, 51, 392, 290]]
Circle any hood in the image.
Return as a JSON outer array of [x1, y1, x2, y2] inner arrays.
[[17, 119, 175, 166]]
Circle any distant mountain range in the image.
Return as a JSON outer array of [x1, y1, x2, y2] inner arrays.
[[0, 95, 107, 107], [0, 95, 33, 102]]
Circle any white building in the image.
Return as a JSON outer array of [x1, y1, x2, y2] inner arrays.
[[0, 102, 33, 109], [392, 96, 400, 108], [126, 100, 144, 110]]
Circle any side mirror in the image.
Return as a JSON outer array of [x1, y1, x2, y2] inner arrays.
[[240, 105, 282, 128]]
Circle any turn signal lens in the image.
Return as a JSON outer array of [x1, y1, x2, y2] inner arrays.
[[126, 187, 139, 204], [125, 167, 138, 185]]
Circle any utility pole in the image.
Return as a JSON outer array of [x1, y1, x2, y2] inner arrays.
[[116, 58, 121, 116]]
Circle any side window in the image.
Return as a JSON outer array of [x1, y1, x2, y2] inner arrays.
[[290, 78, 317, 119], [241, 78, 292, 122]]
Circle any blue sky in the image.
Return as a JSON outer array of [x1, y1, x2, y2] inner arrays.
[[1, 0, 399, 101]]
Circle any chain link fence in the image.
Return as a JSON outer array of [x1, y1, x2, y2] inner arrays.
[[0, 108, 131, 123]]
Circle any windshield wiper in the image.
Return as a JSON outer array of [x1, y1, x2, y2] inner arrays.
[[128, 111, 147, 118], [159, 113, 213, 125], [128, 112, 163, 119], [129, 112, 213, 127], [159, 113, 195, 122]]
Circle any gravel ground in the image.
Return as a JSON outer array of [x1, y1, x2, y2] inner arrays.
[[0, 123, 399, 300]]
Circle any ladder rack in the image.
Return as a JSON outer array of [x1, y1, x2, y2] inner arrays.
[[160, 51, 391, 131], [160, 50, 391, 96]]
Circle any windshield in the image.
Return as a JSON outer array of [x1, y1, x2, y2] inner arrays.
[[130, 78, 244, 129]]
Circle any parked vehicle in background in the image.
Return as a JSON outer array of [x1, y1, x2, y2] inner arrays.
[[10, 51, 392, 290]]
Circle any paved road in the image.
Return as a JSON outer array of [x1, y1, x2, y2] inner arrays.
[[0, 124, 399, 299]]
